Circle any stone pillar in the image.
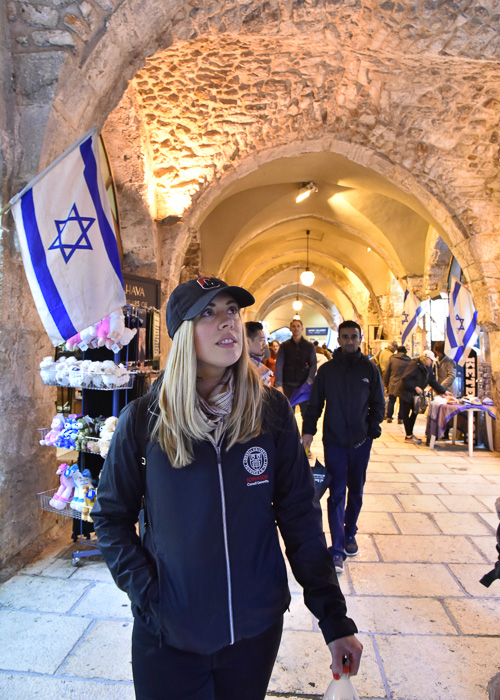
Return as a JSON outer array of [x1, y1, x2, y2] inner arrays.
[[0, 27, 70, 568]]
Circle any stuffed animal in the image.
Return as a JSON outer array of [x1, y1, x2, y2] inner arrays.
[[49, 462, 75, 510], [40, 414, 66, 446], [70, 468, 93, 512], [39, 356, 57, 385], [55, 356, 79, 386], [55, 414, 80, 450], [74, 416, 94, 452], [95, 317, 111, 347], [82, 488, 97, 522], [99, 416, 118, 458]]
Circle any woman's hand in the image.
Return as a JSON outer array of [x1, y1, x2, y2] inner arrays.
[[415, 387, 423, 395], [328, 635, 363, 678]]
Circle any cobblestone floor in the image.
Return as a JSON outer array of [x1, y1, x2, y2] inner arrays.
[[0, 415, 499, 699]]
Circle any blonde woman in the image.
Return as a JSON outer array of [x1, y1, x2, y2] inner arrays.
[[93, 277, 362, 700]]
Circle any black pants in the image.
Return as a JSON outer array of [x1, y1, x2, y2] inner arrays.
[[386, 394, 403, 420], [283, 383, 309, 419], [400, 398, 418, 437], [132, 616, 283, 700]]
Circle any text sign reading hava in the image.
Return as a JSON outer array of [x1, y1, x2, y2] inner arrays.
[[123, 274, 161, 309], [306, 327, 328, 336]]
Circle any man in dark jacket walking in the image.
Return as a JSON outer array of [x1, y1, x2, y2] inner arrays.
[[383, 345, 411, 423], [302, 321, 385, 574], [275, 318, 317, 418]]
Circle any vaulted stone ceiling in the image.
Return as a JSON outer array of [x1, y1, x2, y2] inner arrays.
[[98, 0, 499, 330]]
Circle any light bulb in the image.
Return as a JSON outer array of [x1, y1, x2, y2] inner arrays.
[[300, 269, 315, 286], [292, 299, 302, 311]]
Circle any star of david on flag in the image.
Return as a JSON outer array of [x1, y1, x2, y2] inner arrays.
[[445, 277, 479, 367], [401, 288, 423, 345], [8, 128, 126, 346]]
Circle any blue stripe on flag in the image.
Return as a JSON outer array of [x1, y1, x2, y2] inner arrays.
[[402, 313, 420, 344], [21, 190, 77, 340], [80, 135, 124, 285], [446, 315, 458, 349], [462, 311, 478, 349]]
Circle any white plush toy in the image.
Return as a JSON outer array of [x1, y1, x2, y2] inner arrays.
[[99, 416, 118, 458]]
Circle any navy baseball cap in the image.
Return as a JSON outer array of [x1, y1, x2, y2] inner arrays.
[[166, 277, 255, 338]]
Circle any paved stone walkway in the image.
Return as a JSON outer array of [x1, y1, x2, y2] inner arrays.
[[0, 415, 499, 699]]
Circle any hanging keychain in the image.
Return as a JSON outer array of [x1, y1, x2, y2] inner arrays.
[[323, 655, 360, 700]]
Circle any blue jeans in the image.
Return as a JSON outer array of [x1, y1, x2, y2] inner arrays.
[[324, 439, 373, 559]]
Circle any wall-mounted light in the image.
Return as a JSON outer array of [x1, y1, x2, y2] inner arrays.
[[367, 247, 371, 252], [300, 229, 315, 287], [295, 181, 318, 203]]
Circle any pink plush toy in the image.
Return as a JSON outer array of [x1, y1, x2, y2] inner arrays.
[[49, 463, 76, 510], [40, 414, 66, 446], [95, 317, 111, 347]]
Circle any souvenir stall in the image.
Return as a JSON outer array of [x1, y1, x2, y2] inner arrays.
[[37, 289, 161, 565]]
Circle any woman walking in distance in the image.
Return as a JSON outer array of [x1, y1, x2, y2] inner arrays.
[[92, 277, 362, 700]]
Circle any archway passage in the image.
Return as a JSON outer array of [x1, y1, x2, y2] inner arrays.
[[2, 0, 500, 571]]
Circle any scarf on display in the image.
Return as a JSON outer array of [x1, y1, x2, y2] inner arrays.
[[195, 369, 234, 447]]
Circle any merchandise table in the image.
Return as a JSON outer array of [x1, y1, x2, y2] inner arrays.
[[427, 400, 496, 456]]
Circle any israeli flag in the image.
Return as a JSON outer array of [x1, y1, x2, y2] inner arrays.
[[401, 289, 423, 345], [445, 277, 479, 366], [9, 128, 126, 346]]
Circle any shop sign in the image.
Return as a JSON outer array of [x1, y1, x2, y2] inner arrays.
[[306, 327, 328, 336], [123, 274, 161, 309], [464, 351, 478, 396]]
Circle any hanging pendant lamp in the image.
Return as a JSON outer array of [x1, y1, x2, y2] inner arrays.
[[300, 229, 315, 286]]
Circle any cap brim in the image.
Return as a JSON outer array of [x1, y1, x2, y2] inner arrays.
[[184, 286, 255, 320]]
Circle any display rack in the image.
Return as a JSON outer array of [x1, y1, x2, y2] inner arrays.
[[40, 370, 136, 390], [38, 488, 100, 566], [37, 296, 161, 566]]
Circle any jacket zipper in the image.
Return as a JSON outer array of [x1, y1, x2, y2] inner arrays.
[[215, 441, 235, 645]]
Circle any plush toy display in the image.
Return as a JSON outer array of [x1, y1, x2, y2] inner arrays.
[[49, 463, 76, 510], [40, 356, 131, 389], [64, 308, 137, 353], [70, 468, 93, 512], [40, 414, 66, 446], [98, 416, 118, 458]]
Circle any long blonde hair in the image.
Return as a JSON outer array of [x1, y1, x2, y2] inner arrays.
[[153, 318, 264, 467]]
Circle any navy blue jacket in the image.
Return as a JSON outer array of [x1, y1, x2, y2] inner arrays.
[[302, 349, 385, 447], [92, 388, 357, 655]]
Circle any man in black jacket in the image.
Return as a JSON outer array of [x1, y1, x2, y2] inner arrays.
[[383, 345, 411, 423], [275, 318, 317, 418], [302, 321, 385, 574]]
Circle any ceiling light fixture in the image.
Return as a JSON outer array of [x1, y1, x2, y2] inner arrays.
[[300, 229, 315, 287], [295, 181, 318, 204], [292, 268, 303, 312]]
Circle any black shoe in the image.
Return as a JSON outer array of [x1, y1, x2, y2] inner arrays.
[[333, 555, 344, 574], [397, 419, 403, 424], [344, 535, 359, 556], [386, 417, 393, 423]]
